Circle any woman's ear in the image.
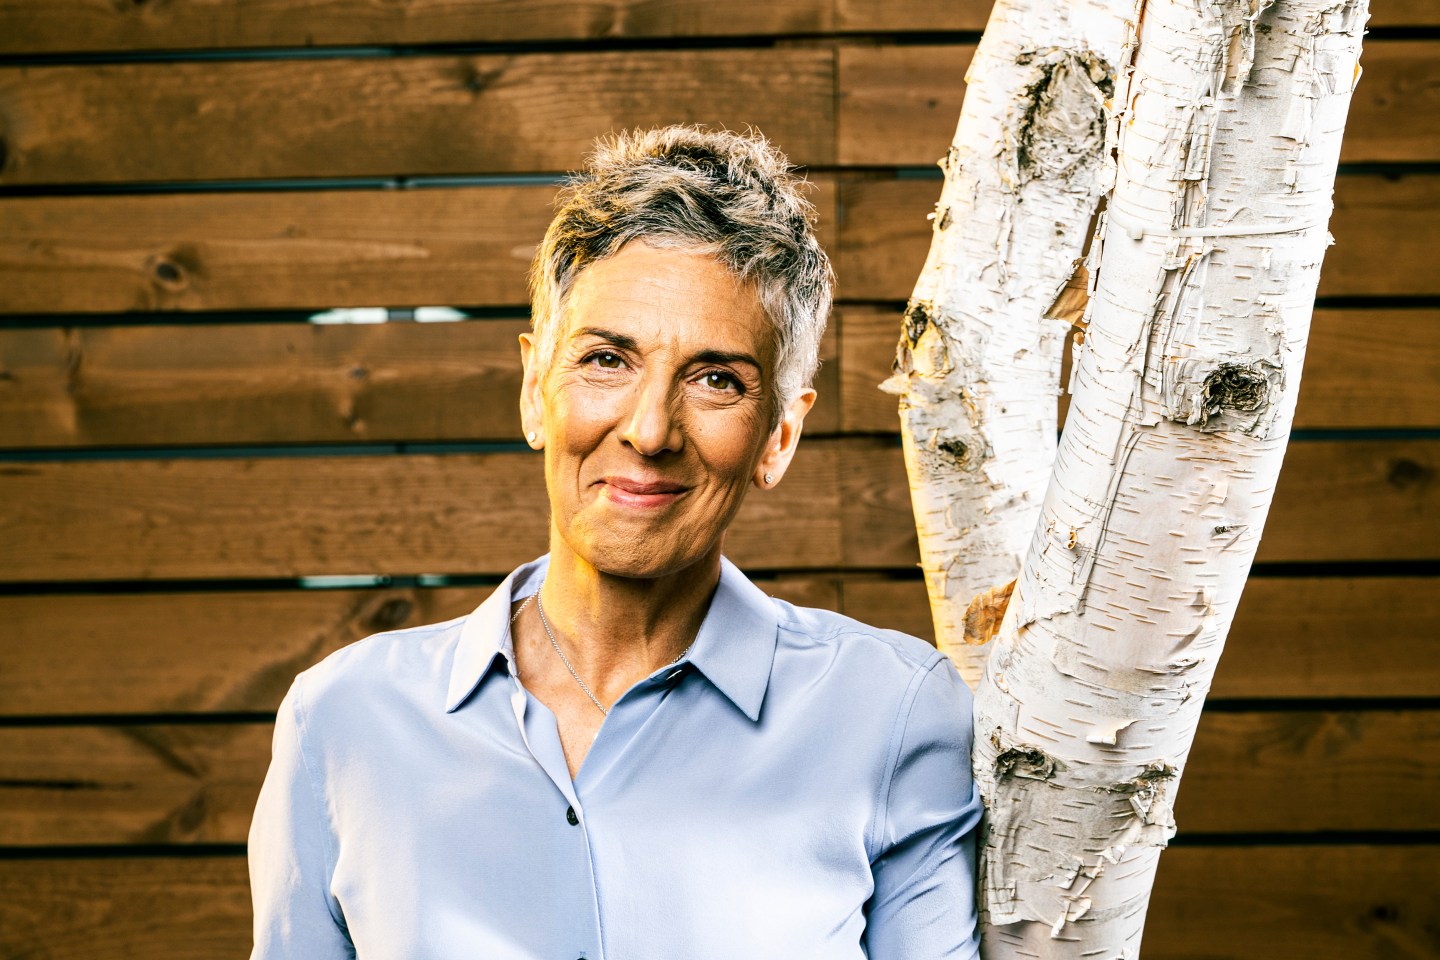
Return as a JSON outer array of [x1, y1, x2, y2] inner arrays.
[[754, 388, 817, 488], [519, 333, 545, 450]]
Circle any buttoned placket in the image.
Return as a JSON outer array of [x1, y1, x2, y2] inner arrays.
[[499, 633, 692, 960]]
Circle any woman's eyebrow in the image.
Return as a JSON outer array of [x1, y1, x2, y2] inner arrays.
[[694, 349, 761, 371], [573, 327, 640, 351]]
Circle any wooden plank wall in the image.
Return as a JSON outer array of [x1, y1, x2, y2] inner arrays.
[[1, 1, 1436, 955]]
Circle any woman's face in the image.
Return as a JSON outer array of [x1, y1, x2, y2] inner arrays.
[[520, 241, 814, 580]]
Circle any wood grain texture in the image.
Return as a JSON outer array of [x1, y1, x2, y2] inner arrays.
[[2, 574, 1434, 717], [840, 307, 1440, 433], [0, 179, 838, 315], [0, 441, 849, 582], [0, 186, 555, 313], [1144, 845, 1440, 960], [0, 575, 840, 717], [1259, 438, 1438, 563], [0, 585, 484, 717], [2, 710, 1433, 844], [2, 172, 1422, 316], [1, 0, 1430, 54], [6, 574, 1432, 717], [1213, 576, 1440, 699], [836, 174, 1440, 301], [0, 49, 834, 184], [1175, 710, 1440, 832], [0, 438, 1433, 583], [0, 305, 1425, 454], [1, 846, 1431, 958], [838, 41, 1440, 167], [0, 856, 253, 960], [0, 0, 836, 53], [837, 44, 976, 167], [0, 724, 273, 846], [0, 319, 840, 447]]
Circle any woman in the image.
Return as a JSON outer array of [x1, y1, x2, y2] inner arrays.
[[249, 125, 982, 959]]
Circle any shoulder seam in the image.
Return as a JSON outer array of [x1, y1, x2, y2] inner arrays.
[[289, 675, 350, 932], [867, 654, 945, 860]]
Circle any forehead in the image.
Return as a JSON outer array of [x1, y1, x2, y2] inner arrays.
[[562, 242, 774, 357]]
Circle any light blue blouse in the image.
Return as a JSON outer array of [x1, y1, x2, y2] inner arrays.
[[249, 555, 982, 959]]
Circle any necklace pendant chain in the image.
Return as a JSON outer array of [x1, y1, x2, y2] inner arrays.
[[536, 591, 609, 716], [531, 586, 693, 717]]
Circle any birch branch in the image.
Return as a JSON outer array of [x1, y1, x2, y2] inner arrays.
[[972, 0, 1370, 953], [884, 0, 1134, 687]]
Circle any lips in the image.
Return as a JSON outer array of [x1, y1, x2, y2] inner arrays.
[[599, 475, 688, 508]]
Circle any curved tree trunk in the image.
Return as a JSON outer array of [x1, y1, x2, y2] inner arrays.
[[883, 0, 1133, 687], [965, 0, 1369, 954]]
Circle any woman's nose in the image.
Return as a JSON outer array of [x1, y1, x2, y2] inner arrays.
[[618, 375, 683, 456]]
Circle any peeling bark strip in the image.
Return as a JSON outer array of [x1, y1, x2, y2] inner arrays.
[[883, 0, 1133, 687], [965, 0, 1370, 954]]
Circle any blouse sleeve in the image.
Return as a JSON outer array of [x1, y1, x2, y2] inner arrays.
[[248, 678, 355, 960], [863, 656, 984, 959]]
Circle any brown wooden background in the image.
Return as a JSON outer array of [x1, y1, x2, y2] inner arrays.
[[1, 1, 1437, 956]]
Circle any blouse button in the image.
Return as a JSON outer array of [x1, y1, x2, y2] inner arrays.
[[566, 806, 579, 826]]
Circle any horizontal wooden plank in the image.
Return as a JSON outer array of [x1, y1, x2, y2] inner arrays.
[[0, 39, 1426, 187], [837, 44, 974, 168], [6, 573, 1433, 718], [0, 438, 859, 582], [13, 306, 1430, 453], [1, 0, 1430, 55], [1213, 576, 1440, 699], [0, 316, 840, 448], [1174, 710, 1440, 833], [0, 574, 841, 717], [0, 437, 1433, 583], [1147, 845, 1440, 959], [0, 179, 839, 314], [0, 0, 838, 53], [837, 173, 1440, 301], [1259, 438, 1438, 563], [2, 172, 1422, 316], [838, 41, 1440, 167], [0, 186, 555, 313], [0, 585, 483, 716], [2, 710, 1433, 845], [841, 307, 1440, 433], [2, 571, 1434, 718], [0, 845, 1429, 958], [0, 856, 253, 960], [0, 724, 272, 846], [0, 49, 834, 185]]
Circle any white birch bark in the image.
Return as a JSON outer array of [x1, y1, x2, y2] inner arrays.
[[881, 0, 1134, 687], [970, 0, 1369, 954]]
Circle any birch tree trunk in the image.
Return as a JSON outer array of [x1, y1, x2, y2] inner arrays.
[[882, 0, 1133, 687], [961, 0, 1369, 954]]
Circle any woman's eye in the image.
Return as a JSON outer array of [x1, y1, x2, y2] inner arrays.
[[587, 351, 624, 369], [700, 371, 741, 393]]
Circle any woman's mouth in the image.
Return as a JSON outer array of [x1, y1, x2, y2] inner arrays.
[[599, 476, 688, 509]]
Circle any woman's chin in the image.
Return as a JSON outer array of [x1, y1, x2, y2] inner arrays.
[[559, 529, 721, 582]]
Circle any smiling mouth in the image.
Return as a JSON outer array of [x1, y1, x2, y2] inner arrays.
[[599, 476, 688, 508]]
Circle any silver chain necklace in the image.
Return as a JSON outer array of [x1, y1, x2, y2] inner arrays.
[[525, 587, 692, 716]]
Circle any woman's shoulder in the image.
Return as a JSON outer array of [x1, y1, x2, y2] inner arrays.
[[765, 595, 975, 746], [771, 596, 943, 672], [287, 612, 471, 715]]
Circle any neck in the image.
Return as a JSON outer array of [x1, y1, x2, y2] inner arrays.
[[533, 536, 722, 694]]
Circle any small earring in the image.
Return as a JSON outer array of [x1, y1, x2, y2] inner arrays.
[[526, 431, 537, 444], [764, 473, 774, 485]]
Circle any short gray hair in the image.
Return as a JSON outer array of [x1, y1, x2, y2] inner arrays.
[[528, 125, 833, 415]]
